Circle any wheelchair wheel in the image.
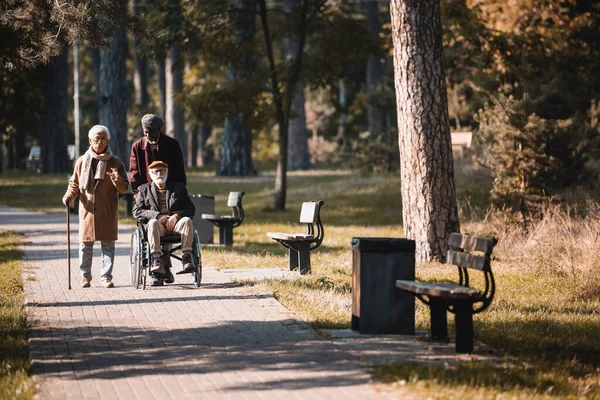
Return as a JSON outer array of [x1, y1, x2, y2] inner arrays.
[[130, 231, 141, 289], [192, 230, 202, 287]]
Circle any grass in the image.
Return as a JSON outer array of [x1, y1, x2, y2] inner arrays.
[[2, 162, 600, 398], [0, 232, 35, 399]]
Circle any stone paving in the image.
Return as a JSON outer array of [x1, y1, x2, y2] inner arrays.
[[0, 205, 497, 399]]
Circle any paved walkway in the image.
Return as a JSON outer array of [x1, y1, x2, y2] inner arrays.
[[0, 205, 490, 399]]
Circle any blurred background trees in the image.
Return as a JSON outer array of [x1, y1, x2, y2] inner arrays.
[[1, 0, 599, 213]]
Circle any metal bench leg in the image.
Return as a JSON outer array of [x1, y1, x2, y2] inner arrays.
[[429, 297, 448, 341], [298, 242, 311, 275], [288, 248, 299, 271], [218, 222, 234, 246], [454, 300, 474, 353]]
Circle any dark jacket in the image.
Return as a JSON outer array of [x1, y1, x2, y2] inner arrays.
[[132, 181, 195, 224], [129, 134, 187, 193]]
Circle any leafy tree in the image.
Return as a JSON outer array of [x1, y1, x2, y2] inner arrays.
[[476, 94, 599, 218]]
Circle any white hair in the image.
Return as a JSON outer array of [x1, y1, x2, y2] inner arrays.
[[88, 125, 111, 140]]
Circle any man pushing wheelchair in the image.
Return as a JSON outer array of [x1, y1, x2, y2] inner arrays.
[[132, 160, 197, 286]]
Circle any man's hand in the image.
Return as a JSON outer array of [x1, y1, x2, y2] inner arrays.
[[158, 215, 169, 225], [62, 196, 72, 207], [106, 168, 120, 182], [166, 214, 180, 231]]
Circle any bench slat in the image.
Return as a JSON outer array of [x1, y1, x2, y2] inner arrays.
[[201, 214, 235, 222], [267, 232, 314, 241], [299, 202, 319, 224], [396, 280, 483, 300], [446, 250, 489, 271], [448, 233, 495, 254], [227, 192, 244, 207]]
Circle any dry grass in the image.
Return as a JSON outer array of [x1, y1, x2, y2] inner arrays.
[[0, 232, 35, 399], [2, 164, 600, 398]]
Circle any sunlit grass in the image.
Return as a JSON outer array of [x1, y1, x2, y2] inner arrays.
[[0, 232, 35, 399], [3, 164, 600, 398]]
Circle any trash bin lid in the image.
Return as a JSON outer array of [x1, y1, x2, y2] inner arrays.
[[351, 237, 415, 253]]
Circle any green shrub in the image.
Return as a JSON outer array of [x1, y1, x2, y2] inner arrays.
[[475, 94, 598, 217]]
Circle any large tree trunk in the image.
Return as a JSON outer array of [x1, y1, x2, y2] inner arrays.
[[41, 51, 70, 173], [165, 43, 187, 164], [198, 124, 212, 166], [219, 0, 257, 176], [219, 113, 256, 176], [284, 0, 312, 171], [157, 59, 166, 118], [390, 0, 460, 262], [131, 0, 148, 118], [364, 0, 385, 136], [99, 25, 129, 167]]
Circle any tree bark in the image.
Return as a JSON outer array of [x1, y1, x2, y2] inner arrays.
[[198, 124, 212, 166], [363, 0, 385, 136], [259, 0, 311, 210], [284, 0, 312, 171], [390, 0, 460, 262], [99, 25, 129, 168], [219, 0, 257, 176], [131, 0, 148, 116], [165, 43, 187, 164], [41, 50, 70, 173], [157, 59, 166, 118], [190, 126, 198, 167]]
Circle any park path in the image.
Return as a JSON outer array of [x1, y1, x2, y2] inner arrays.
[[0, 205, 430, 400]]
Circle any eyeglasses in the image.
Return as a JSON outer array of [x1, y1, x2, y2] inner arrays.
[[149, 168, 167, 174], [91, 137, 108, 144]]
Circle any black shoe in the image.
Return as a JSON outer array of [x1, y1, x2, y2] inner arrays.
[[151, 275, 164, 286], [163, 267, 174, 284]]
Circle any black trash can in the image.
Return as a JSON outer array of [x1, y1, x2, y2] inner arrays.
[[190, 194, 215, 244], [351, 237, 415, 334]]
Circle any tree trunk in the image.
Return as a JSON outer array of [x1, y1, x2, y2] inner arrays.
[[364, 0, 385, 136], [131, 0, 148, 118], [99, 25, 129, 168], [157, 59, 166, 118], [165, 43, 187, 164], [41, 50, 70, 173], [190, 126, 198, 167], [198, 124, 212, 166], [335, 77, 349, 150], [259, 0, 310, 210], [284, 0, 312, 171], [219, 113, 256, 176], [219, 0, 257, 176], [390, 0, 460, 262]]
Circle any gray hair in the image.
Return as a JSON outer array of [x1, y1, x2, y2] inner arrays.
[[88, 125, 111, 140]]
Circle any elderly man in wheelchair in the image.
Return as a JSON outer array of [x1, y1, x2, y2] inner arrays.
[[132, 160, 200, 287]]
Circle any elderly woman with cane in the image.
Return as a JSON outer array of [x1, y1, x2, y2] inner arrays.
[[62, 125, 129, 288]]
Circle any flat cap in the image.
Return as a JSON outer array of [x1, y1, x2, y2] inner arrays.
[[141, 114, 164, 129], [148, 160, 168, 170]]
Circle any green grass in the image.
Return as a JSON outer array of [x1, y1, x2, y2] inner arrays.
[[0, 232, 35, 399], [2, 164, 600, 398]]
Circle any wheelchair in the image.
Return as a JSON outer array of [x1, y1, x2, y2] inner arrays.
[[129, 222, 202, 289]]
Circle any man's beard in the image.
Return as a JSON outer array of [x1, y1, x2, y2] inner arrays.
[[152, 176, 167, 187]]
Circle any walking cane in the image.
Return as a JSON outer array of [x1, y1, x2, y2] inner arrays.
[[66, 205, 72, 290]]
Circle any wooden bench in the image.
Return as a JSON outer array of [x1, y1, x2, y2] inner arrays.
[[267, 200, 325, 275], [396, 232, 497, 353], [201, 191, 245, 246]]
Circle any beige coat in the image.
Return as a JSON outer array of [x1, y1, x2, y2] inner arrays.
[[64, 155, 129, 242]]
